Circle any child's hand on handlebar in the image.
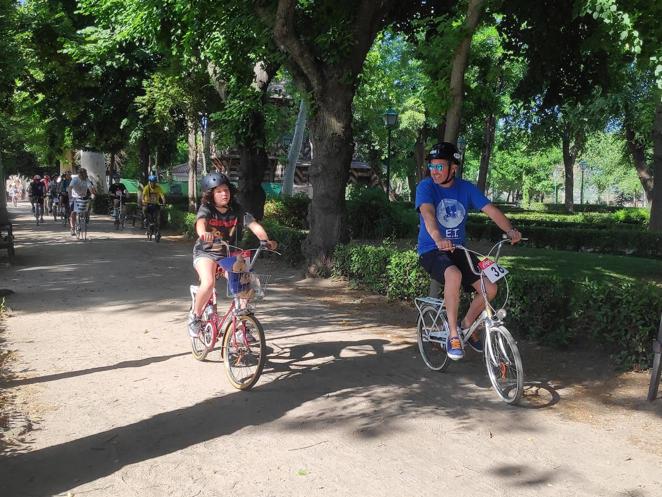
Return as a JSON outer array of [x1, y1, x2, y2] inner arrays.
[[199, 232, 214, 242], [261, 239, 278, 251]]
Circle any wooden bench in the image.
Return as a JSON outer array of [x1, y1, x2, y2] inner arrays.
[[648, 314, 662, 401], [0, 223, 15, 263]]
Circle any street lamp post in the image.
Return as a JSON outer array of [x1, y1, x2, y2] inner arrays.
[[383, 108, 398, 200], [457, 136, 467, 179], [553, 168, 559, 204], [579, 160, 588, 205]]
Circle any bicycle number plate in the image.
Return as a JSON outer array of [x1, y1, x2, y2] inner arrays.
[[478, 258, 508, 283]]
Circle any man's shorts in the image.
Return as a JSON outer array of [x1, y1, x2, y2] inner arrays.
[[419, 249, 481, 292]]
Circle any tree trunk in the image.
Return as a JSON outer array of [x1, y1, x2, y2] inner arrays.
[[139, 138, 150, 183], [256, 0, 393, 271], [201, 117, 211, 176], [238, 139, 268, 220], [562, 131, 575, 213], [443, 0, 485, 146], [625, 125, 654, 205], [305, 92, 354, 274], [187, 119, 198, 213], [477, 113, 496, 193], [236, 61, 278, 220], [282, 98, 308, 196], [0, 154, 8, 225], [650, 101, 662, 232]]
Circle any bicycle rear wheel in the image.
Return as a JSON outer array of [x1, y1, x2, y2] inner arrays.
[[417, 306, 450, 372], [222, 314, 266, 391], [485, 325, 524, 405], [191, 321, 214, 361]]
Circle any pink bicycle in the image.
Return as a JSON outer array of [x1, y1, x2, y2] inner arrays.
[[189, 241, 275, 390]]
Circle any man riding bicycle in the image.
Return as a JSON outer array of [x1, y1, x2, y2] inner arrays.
[[67, 168, 96, 236], [416, 142, 522, 361], [47, 174, 60, 214], [59, 171, 72, 221], [28, 175, 45, 221], [109, 176, 129, 220], [142, 175, 166, 229]]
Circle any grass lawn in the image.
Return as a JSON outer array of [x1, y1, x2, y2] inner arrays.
[[476, 241, 662, 286]]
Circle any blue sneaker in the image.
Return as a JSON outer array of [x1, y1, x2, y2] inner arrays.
[[446, 335, 464, 360]]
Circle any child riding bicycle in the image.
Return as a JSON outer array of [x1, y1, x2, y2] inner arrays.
[[188, 171, 277, 338], [416, 142, 522, 361]]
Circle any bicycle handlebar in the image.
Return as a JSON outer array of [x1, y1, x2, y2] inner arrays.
[[454, 238, 529, 276], [203, 239, 281, 268]]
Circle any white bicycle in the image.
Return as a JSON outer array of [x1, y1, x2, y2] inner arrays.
[[415, 238, 526, 405]]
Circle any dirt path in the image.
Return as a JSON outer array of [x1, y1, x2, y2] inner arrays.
[[1, 201, 661, 497]]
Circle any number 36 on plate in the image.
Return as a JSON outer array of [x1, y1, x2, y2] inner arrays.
[[477, 258, 509, 283]]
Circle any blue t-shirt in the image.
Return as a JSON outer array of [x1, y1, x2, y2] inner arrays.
[[415, 178, 490, 255]]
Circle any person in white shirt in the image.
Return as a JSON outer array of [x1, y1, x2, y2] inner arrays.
[[67, 168, 97, 236]]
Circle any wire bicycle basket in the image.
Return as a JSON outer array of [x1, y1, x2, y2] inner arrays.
[[226, 271, 271, 301]]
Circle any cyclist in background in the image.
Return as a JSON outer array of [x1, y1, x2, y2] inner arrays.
[[416, 142, 522, 361], [28, 175, 45, 221], [67, 168, 96, 236], [8, 183, 18, 207], [47, 174, 59, 214], [142, 175, 166, 229], [59, 171, 72, 222], [188, 172, 277, 338], [109, 176, 129, 220]]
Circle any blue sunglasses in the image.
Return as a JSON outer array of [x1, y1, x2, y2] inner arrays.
[[427, 163, 448, 171]]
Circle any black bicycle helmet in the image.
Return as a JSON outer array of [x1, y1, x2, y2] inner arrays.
[[426, 142, 461, 163], [201, 171, 232, 193]]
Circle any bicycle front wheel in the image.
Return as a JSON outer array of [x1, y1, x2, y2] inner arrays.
[[84, 218, 88, 240], [484, 325, 524, 405], [222, 314, 266, 391], [417, 306, 450, 372], [191, 321, 214, 361]]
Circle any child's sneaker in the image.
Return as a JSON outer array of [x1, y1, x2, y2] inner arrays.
[[446, 335, 464, 360], [187, 310, 201, 338]]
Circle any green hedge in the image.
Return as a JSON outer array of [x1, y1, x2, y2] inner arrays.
[[467, 222, 662, 258], [263, 194, 310, 229], [468, 209, 648, 230], [332, 242, 662, 369], [245, 218, 306, 266], [345, 187, 418, 239], [163, 205, 196, 237], [504, 203, 636, 214]]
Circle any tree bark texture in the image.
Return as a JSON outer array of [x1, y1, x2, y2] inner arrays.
[[238, 140, 268, 220], [562, 130, 575, 213], [443, 0, 485, 146], [477, 113, 496, 193], [258, 0, 395, 271], [236, 61, 277, 221], [187, 119, 198, 213], [305, 92, 354, 273], [625, 125, 653, 204], [650, 100, 662, 232]]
